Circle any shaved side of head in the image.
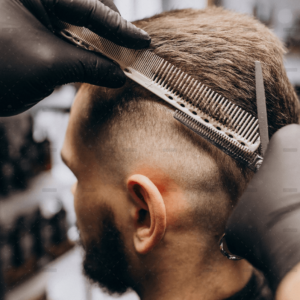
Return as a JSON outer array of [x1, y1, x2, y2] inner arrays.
[[76, 7, 299, 248]]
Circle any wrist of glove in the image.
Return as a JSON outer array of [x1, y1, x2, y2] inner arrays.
[[225, 124, 300, 292], [0, 0, 150, 116]]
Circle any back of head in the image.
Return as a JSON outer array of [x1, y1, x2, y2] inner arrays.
[[78, 7, 299, 244]]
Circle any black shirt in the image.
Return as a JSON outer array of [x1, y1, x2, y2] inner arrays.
[[226, 270, 273, 300]]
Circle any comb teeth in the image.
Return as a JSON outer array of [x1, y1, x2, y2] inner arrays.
[[174, 110, 262, 171], [151, 61, 259, 145], [54, 21, 262, 171]]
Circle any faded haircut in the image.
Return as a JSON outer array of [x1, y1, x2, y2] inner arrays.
[[77, 7, 299, 239]]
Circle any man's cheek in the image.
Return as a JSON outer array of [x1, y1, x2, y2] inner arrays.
[[74, 194, 93, 244], [74, 192, 102, 244]]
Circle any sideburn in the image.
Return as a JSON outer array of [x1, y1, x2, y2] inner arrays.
[[82, 206, 136, 295]]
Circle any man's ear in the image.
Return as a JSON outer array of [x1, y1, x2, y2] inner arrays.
[[127, 174, 166, 254]]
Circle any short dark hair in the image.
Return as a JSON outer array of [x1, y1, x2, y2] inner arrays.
[[78, 7, 299, 241]]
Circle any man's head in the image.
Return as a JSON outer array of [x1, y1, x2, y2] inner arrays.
[[62, 7, 299, 297]]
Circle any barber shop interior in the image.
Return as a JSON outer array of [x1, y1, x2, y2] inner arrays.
[[0, 0, 300, 300]]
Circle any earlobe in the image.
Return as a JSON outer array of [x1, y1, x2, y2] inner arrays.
[[127, 174, 167, 254]]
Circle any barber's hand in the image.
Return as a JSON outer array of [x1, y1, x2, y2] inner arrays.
[[225, 124, 300, 292], [0, 0, 150, 116]]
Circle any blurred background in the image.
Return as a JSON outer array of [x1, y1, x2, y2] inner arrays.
[[0, 0, 299, 300]]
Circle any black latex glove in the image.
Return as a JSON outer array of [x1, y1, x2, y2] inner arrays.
[[225, 124, 300, 292], [0, 0, 151, 116]]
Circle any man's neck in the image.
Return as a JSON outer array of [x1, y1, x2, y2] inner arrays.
[[137, 233, 253, 300]]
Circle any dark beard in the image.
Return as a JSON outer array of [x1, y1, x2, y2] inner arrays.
[[82, 206, 135, 295]]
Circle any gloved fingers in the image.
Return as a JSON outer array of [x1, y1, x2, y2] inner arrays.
[[72, 50, 127, 88], [18, 0, 54, 31], [98, 0, 120, 14], [262, 124, 300, 169], [225, 124, 300, 267], [52, 38, 126, 88], [41, 0, 151, 49]]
